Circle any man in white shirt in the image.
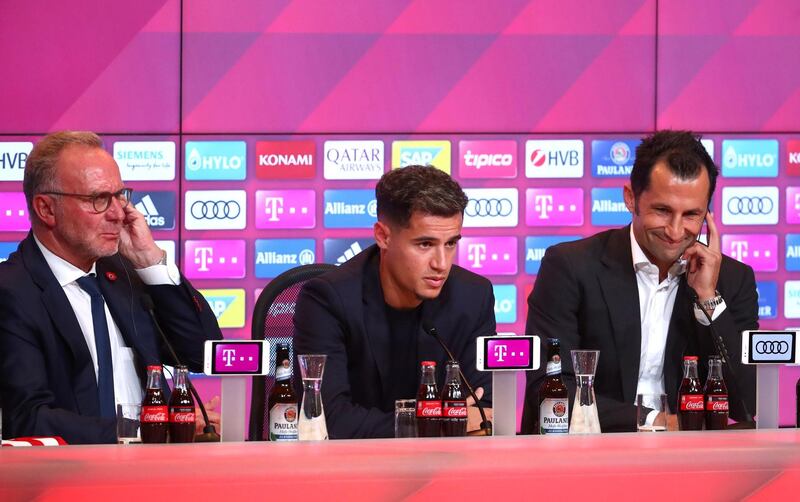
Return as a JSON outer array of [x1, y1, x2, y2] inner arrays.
[[0, 131, 222, 443], [521, 130, 758, 432]]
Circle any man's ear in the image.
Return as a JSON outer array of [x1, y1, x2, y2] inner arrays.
[[374, 221, 390, 249], [32, 194, 57, 228], [623, 184, 636, 214]]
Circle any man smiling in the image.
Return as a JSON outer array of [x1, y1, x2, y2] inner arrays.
[[294, 165, 495, 438]]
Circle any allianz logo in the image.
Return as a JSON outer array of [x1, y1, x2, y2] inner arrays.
[[325, 200, 377, 216], [255, 249, 314, 265], [187, 148, 242, 171], [786, 245, 800, 258], [592, 199, 627, 212], [526, 248, 546, 261]]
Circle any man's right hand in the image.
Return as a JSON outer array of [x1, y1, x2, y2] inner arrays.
[[466, 387, 492, 433], [654, 412, 679, 431]]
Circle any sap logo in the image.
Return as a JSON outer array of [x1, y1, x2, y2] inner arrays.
[[200, 289, 246, 328], [132, 192, 175, 230], [524, 236, 581, 275], [113, 141, 176, 181], [756, 281, 777, 320], [0, 142, 33, 181], [254, 239, 315, 278], [721, 186, 778, 225], [492, 284, 517, 324], [459, 140, 517, 178], [591, 139, 639, 177], [721, 139, 778, 177], [185, 141, 246, 181], [392, 141, 451, 173], [323, 140, 384, 180], [323, 190, 378, 229], [525, 140, 583, 178], [591, 188, 630, 226]]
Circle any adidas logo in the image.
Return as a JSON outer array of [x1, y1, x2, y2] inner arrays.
[[135, 195, 166, 227], [336, 242, 364, 265]]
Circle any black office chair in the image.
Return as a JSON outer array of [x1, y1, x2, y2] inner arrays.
[[248, 263, 336, 440]]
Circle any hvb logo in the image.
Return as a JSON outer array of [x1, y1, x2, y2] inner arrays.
[[525, 236, 581, 275], [591, 139, 639, 177], [785, 187, 800, 224], [525, 188, 583, 226], [458, 140, 517, 178], [199, 289, 246, 328], [787, 140, 800, 176], [0, 192, 30, 231], [255, 140, 315, 179], [113, 141, 176, 181], [462, 188, 518, 228], [323, 140, 384, 180], [185, 141, 246, 181], [184, 240, 246, 279], [722, 234, 777, 272], [184, 190, 247, 230], [133, 192, 176, 230], [756, 281, 777, 320], [525, 139, 583, 178], [721, 186, 778, 225], [591, 187, 631, 226], [492, 284, 517, 324], [323, 190, 378, 229], [0, 142, 33, 181], [391, 140, 451, 173], [255, 190, 316, 229], [254, 239, 315, 278], [721, 139, 778, 177], [458, 237, 517, 275]]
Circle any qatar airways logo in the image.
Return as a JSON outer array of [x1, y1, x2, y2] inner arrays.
[[458, 140, 517, 178], [184, 240, 246, 279], [255, 190, 316, 229], [525, 188, 583, 226], [722, 234, 777, 272], [458, 237, 517, 275]]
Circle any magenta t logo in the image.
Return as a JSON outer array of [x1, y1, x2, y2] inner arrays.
[[786, 187, 800, 224], [255, 190, 315, 229], [526, 188, 583, 226], [184, 240, 246, 279], [722, 234, 777, 272], [458, 236, 517, 275], [458, 140, 517, 178], [0, 192, 30, 231]]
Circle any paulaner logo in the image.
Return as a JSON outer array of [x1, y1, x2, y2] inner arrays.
[[185, 141, 246, 181], [324, 140, 384, 180], [591, 139, 638, 177]]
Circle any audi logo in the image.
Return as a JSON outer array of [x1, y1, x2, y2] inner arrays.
[[755, 340, 789, 354], [727, 196, 774, 215], [466, 198, 513, 217], [191, 200, 242, 219]]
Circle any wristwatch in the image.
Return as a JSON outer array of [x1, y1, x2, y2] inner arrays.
[[699, 292, 724, 311]]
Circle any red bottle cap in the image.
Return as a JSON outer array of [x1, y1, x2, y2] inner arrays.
[[421, 361, 436, 367], [683, 356, 698, 361]]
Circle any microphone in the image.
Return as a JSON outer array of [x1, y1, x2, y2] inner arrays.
[[422, 321, 492, 436], [141, 294, 220, 442], [692, 296, 755, 427]]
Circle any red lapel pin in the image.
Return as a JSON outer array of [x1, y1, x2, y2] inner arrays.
[[105, 271, 117, 282]]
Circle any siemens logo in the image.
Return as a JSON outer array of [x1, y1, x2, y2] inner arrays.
[[721, 139, 778, 177], [0, 142, 32, 181], [591, 187, 631, 226], [591, 139, 638, 177], [254, 239, 315, 278], [323, 190, 377, 228], [113, 141, 175, 181], [784, 281, 800, 319], [525, 236, 581, 275], [185, 141, 246, 181]]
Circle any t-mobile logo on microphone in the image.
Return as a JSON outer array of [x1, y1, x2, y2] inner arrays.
[[526, 188, 583, 226], [458, 237, 517, 275], [184, 240, 246, 279], [722, 234, 777, 272], [255, 190, 315, 229]]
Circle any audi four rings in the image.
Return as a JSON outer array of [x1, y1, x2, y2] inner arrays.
[[466, 198, 514, 217], [726, 196, 774, 215], [191, 200, 242, 219], [754, 340, 790, 354]]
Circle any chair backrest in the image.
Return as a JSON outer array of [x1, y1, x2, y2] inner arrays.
[[248, 263, 337, 441]]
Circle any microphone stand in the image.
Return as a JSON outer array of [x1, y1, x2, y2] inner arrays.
[[693, 297, 755, 427], [142, 295, 220, 442], [423, 323, 493, 436]]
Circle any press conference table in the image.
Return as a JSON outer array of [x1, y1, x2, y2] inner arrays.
[[2, 429, 799, 501]]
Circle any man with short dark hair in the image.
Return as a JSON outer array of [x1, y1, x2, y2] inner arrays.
[[294, 165, 495, 438], [521, 130, 758, 433], [0, 131, 222, 443]]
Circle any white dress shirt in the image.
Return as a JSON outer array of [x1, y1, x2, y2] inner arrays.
[[34, 236, 180, 411]]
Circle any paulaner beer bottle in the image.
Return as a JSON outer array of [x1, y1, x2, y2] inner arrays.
[[796, 376, 799, 428], [538, 338, 569, 434], [168, 365, 196, 443], [141, 365, 168, 443], [704, 356, 729, 430], [440, 361, 467, 437], [678, 356, 704, 431], [416, 361, 441, 437], [268, 343, 299, 441]]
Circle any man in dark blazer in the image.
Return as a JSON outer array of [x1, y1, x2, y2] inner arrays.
[[294, 166, 495, 439], [522, 131, 758, 433], [0, 131, 222, 444]]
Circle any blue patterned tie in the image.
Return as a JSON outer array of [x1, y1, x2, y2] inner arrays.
[[76, 274, 116, 419]]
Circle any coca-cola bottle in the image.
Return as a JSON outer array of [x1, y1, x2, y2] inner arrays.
[[141, 365, 168, 443], [796, 376, 799, 428], [440, 361, 467, 437], [416, 361, 441, 437], [704, 356, 729, 430], [677, 356, 704, 431], [168, 365, 196, 443], [538, 338, 569, 434], [268, 343, 299, 441]]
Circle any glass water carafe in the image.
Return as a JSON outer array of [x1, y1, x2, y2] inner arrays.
[[569, 350, 601, 434], [297, 354, 328, 440]]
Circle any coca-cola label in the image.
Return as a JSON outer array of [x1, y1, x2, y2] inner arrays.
[[680, 394, 704, 411], [706, 395, 729, 412], [442, 400, 467, 417], [141, 405, 168, 423], [169, 407, 196, 423], [269, 403, 298, 441], [416, 400, 442, 418], [539, 398, 569, 434]]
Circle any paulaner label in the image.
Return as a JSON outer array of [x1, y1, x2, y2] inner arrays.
[[539, 398, 568, 434]]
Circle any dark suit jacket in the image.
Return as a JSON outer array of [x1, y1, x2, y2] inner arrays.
[[0, 233, 222, 444], [293, 245, 495, 439], [521, 226, 758, 433]]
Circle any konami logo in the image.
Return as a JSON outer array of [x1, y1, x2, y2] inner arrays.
[[255, 140, 315, 179]]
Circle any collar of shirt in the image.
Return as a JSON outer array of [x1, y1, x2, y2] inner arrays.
[[629, 227, 686, 284], [33, 234, 98, 286]]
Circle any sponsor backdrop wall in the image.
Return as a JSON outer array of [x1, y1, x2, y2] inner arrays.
[[1, 0, 799, 427]]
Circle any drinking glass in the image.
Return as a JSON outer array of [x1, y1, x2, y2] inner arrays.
[[116, 403, 142, 444], [637, 394, 668, 432], [395, 399, 417, 438]]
